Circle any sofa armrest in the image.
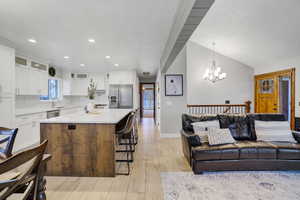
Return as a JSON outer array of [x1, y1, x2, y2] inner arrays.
[[292, 131, 300, 143], [181, 130, 201, 166]]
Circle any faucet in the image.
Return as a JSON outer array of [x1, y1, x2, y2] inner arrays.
[[51, 101, 56, 108]]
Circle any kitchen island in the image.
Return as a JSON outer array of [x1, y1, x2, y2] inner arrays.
[[40, 109, 132, 177]]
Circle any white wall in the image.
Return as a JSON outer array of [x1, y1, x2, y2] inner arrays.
[[186, 41, 254, 105], [159, 41, 255, 135], [160, 46, 187, 135], [254, 63, 300, 117]]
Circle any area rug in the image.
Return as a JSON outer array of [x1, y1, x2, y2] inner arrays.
[[161, 171, 300, 200]]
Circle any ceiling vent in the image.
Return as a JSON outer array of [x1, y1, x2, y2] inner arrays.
[[71, 73, 89, 79]]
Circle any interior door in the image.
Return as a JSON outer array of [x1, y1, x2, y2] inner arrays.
[[255, 76, 279, 113]]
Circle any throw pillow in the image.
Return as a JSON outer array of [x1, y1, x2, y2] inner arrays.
[[187, 135, 202, 147], [182, 114, 218, 133], [228, 122, 250, 140], [292, 131, 300, 143], [207, 128, 236, 146], [191, 120, 219, 143], [255, 120, 296, 143]]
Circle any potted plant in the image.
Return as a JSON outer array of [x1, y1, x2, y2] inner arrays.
[[86, 79, 97, 112]]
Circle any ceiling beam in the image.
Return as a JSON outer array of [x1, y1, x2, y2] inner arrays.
[[160, 0, 215, 73]]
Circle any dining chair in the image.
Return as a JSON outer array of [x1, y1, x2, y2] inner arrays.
[[0, 140, 48, 200], [0, 127, 18, 159]]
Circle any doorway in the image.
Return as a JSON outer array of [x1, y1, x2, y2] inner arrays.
[[279, 77, 291, 121], [140, 83, 155, 119], [255, 68, 295, 129]]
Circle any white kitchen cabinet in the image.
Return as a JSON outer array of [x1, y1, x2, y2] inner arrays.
[[30, 70, 49, 96], [16, 67, 48, 96], [63, 79, 72, 95], [90, 74, 106, 90], [71, 79, 89, 96], [108, 70, 135, 85], [0, 45, 15, 128], [15, 112, 46, 151], [0, 98, 14, 128], [39, 71, 48, 96], [16, 66, 30, 95]]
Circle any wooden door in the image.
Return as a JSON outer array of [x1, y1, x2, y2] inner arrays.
[[255, 68, 296, 129], [255, 76, 279, 113]]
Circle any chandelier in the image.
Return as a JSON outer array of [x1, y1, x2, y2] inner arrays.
[[203, 42, 227, 83]]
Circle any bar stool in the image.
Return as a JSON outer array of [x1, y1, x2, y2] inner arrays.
[[115, 112, 135, 175], [132, 110, 139, 146], [118, 111, 138, 152]]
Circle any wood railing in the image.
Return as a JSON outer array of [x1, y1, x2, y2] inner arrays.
[[187, 101, 251, 115]]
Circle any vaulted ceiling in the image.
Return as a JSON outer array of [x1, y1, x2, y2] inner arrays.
[[0, 0, 180, 75], [190, 0, 300, 71]]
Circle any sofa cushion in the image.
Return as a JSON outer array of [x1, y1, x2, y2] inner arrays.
[[207, 128, 235, 146], [292, 131, 300, 143], [218, 114, 257, 141], [187, 135, 202, 147], [182, 114, 218, 133], [255, 120, 297, 143], [192, 120, 219, 143], [253, 113, 286, 121], [235, 141, 277, 159], [270, 142, 300, 160], [192, 143, 239, 161], [228, 122, 249, 140]]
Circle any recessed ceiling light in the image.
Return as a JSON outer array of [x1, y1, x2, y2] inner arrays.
[[80, 64, 85, 67], [114, 63, 119, 67], [64, 56, 70, 59], [105, 55, 111, 59], [88, 38, 96, 43], [28, 38, 37, 44]]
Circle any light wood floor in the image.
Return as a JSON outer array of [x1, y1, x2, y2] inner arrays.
[[46, 118, 191, 200]]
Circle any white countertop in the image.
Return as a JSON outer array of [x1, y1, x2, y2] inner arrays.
[[40, 109, 133, 124], [16, 105, 83, 116]]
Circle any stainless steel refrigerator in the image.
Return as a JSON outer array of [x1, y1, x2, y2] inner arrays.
[[109, 84, 133, 109]]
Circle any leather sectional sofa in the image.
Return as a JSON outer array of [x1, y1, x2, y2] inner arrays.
[[181, 113, 300, 174]]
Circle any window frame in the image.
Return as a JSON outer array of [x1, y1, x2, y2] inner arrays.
[[40, 78, 62, 101]]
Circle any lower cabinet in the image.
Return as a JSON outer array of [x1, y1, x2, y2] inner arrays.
[[15, 112, 46, 151]]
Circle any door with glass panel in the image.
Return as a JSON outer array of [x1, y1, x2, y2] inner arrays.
[[255, 68, 295, 129]]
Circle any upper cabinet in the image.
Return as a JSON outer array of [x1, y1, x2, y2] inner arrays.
[[15, 56, 49, 96], [62, 73, 89, 96], [108, 70, 136, 85], [90, 73, 106, 90], [62, 72, 107, 96], [0, 45, 15, 98]]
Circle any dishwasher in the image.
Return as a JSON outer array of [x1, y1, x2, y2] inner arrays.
[[46, 110, 60, 119]]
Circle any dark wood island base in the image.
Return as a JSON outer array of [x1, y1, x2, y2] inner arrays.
[[40, 123, 116, 177]]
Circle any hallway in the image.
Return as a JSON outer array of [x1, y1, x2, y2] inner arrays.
[[45, 118, 190, 200]]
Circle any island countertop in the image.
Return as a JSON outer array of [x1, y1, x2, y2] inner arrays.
[[40, 108, 133, 124]]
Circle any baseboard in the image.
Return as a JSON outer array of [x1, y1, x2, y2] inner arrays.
[[160, 133, 180, 138]]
